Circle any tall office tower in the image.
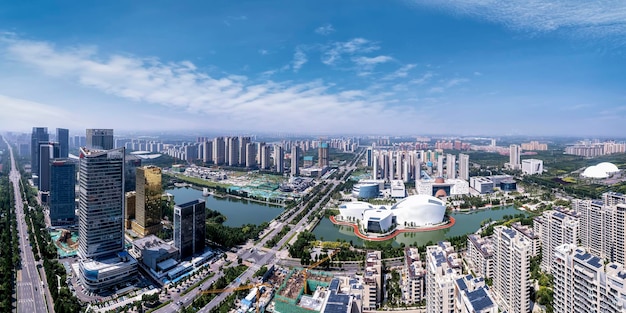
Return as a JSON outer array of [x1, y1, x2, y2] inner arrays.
[[491, 139, 496, 147], [125, 192, 136, 229], [372, 151, 378, 180], [509, 144, 520, 170], [274, 145, 284, 173], [78, 147, 137, 292], [402, 160, 409, 183], [86, 129, 114, 150], [446, 154, 456, 179], [437, 155, 444, 177], [174, 199, 206, 259], [574, 197, 626, 264], [245, 142, 256, 168], [318, 142, 329, 167], [56, 128, 69, 158], [396, 152, 403, 179], [31, 127, 49, 186], [78, 147, 126, 258], [425, 242, 462, 313], [553, 244, 626, 313], [533, 208, 580, 273], [197, 143, 204, 160], [213, 137, 225, 165], [131, 166, 162, 237], [38, 143, 53, 200], [459, 153, 470, 181], [388, 152, 394, 181], [383, 153, 390, 180], [366, 147, 372, 167], [291, 145, 300, 176], [124, 155, 141, 193], [228, 137, 239, 166], [202, 141, 213, 164], [260, 144, 270, 170], [73, 135, 81, 148], [492, 226, 532, 313], [239, 136, 251, 165], [414, 153, 421, 182], [49, 159, 76, 225]]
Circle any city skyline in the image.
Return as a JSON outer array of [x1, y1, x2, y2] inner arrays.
[[0, 1, 625, 136]]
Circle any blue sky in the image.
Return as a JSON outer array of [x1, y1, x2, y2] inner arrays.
[[0, 0, 625, 136]]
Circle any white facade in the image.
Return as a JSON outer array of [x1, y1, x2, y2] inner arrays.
[[533, 208, 579, 273], [467, 234, 494, 278], [79, 253, 137, 292], [553, 244, 626, 313], [426, 242, 462, 313], [492, 226, 532, 313], [521, 159, 543, 175], [446, 154, 456, 179], [508, 144, 520, 170], [362, 208, 394, 233], [458, 153, 469, 181], [391, 195, 446, 227]]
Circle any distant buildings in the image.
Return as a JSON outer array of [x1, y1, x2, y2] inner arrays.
[[174, 199, 206, 260], [31, 127, 49, 186], [131, 166, 163, 237], [520, 141, 548, 151], [56, 128, 69, 158], [274, 145, 284, 173], [290, 145, 300, 176], [86, 129, 114, 150], [565, 140, 626, 157], [416, 177, 469, 198], [318, 142, 329, 168]]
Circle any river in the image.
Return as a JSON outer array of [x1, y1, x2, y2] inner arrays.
[[165, 187, 283, 227], [312, 205, 527, 247]]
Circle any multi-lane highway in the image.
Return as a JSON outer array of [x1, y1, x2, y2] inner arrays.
[[3, 136, 53, 313]]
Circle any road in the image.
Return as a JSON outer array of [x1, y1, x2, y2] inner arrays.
[[3, 136, 54, 313], [154, 151, 364, 313]]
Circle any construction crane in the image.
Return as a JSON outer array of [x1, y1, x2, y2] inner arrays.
[[303, 249, 339, 294], [200, 282, 272, 313]]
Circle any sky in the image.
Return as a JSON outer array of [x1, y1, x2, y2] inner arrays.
[[0, 0, 625, 137]]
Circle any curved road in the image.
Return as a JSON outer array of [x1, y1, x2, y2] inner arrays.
[[3, 136, 53, 313]]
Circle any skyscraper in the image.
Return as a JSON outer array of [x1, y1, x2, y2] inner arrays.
[[533, 208, 579, 273], [492, 226, 532, 313], [213, 137, 225, 165], [31, 127, 49, 186], [245, 142, 256, 168], [38, 143, 53, 199], [78, 147, 126, 258], [274, 145, 284, 173], [86, 129, 114, 150], [446, 154, 456, 179], [174, 199, 206, 259], [56, 128, 69, 158], [458, 153, 469, 180], [509, 144, 520, 170], [202, 140, 213, 164], [49, 159, 76, 225], [318, 142, 329, 167], [260, 143, 270, 169], [78, 147, 137, 292], [291, 145, 300, 176], [132, 166, 162, 237], [239, 136, 251, 165]]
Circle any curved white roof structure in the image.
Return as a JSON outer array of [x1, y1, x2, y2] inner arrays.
[[597, 162, 619, 174], [391, 195, 446, 227], [582, 162, 619, 179]]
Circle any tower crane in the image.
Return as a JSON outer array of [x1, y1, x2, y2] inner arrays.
[[303, 249, 339, 294]]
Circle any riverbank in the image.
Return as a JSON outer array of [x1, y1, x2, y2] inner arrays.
[[328, 216, 456, 241], [165, 182, 286, 208]]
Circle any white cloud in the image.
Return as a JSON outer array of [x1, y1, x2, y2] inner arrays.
[[446, 78, 469, 87], [315, 24, 335, 35], [429, 87, 445, 93], [409, 72, 433, 85], [0, 94, 78, 130], [473, 71, 482, 76], [352, 55, 394, 66], [384, 64, 417, 80], [258, 49, 269, 55], [322, 38, 380, 65], [224, 15, 248, 26], [292, 48, 308, 72], [0, 35, 427, 133], [408, 0, 626, 39]]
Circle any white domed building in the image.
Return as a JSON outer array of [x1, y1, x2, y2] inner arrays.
[[337, 195, 447, 233], [581, 162, 620, 179]]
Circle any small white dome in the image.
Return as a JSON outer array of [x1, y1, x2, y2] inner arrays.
[[582, 166, 609, 179], [596, 162, 619, 173]]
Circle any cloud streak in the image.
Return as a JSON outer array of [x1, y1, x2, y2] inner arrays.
[[409, 0, 626, 40], [315, 24, 335, 35]]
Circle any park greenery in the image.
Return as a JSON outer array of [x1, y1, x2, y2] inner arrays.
[[180, 265, 248, 313], [0, 172, 20, 312]]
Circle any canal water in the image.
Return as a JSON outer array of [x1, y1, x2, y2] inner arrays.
[[312, 205, 527, 247], [166, 187, 283, 227]]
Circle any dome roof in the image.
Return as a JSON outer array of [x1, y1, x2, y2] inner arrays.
[[434, 177, 445, 183], [435, 189, 447, 198], [597, 162, 619, 173], [582, 166, 609, 179], [391, 194, 444, 210]]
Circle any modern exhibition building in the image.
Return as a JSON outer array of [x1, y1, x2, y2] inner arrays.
[[337, 195, 447, 233]]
